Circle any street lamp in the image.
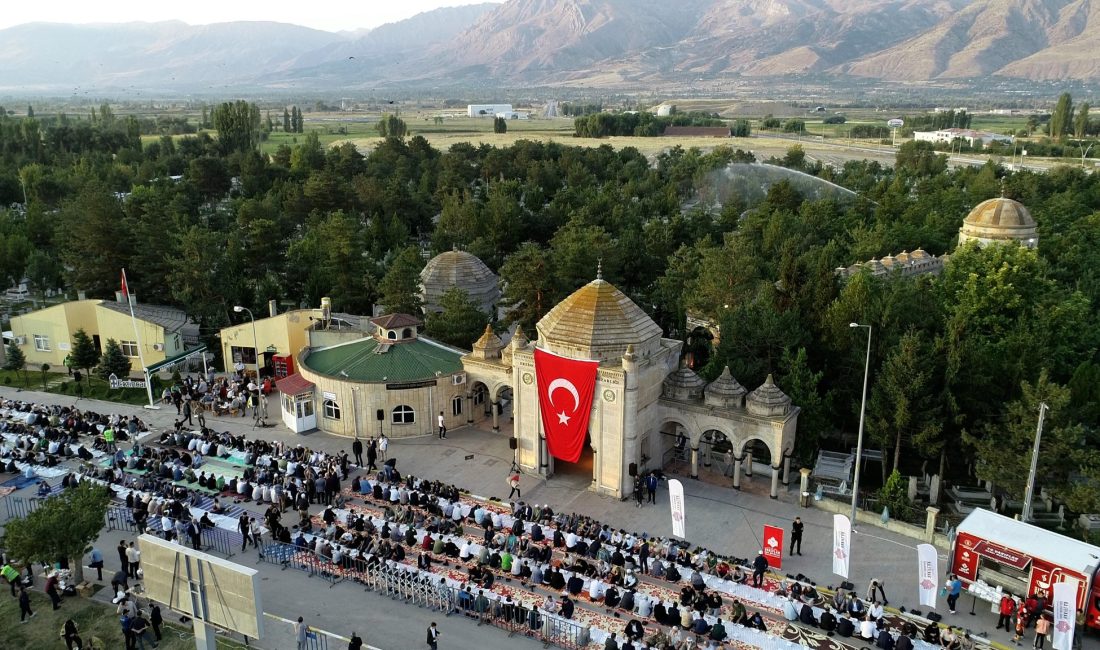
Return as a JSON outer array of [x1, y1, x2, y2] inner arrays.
[[233, 305, 266, 419], [850, 322, 872, 528]]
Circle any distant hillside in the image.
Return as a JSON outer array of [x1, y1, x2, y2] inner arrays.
[[1, 0, 1098, 93]]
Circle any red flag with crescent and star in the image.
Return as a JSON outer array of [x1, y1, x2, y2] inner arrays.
[[534, 347, 599, 463]]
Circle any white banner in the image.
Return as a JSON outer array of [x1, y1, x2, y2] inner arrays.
[[1052, 579, 1078, 650], [917, 543, 939, 608], [669, 479, 686, 539], [832, 514, 851, 578]]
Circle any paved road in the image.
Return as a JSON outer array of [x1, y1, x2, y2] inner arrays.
[[3, 384, 1084, 648]]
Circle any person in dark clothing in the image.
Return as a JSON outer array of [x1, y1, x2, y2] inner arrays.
[[18, 587, 33, 622], [118, 540, 130, 578], [819, 606, 837, 635], [790, 517, 804, 555], [837, 614, 855, 638], [646, 472, 658, 504], [752, 551, 769, 587], [876, 625, 896, 650], [895, 630, 914, 650], [559, 596, 574, 619], [799, 603, 818, 626], [150, 603, 163, 641], [45, 573, 62, 609], [348, 632, 363, 650], [367, 440, 378, 472], [62, 618, 81, 649], [351, 438, 363, 467]]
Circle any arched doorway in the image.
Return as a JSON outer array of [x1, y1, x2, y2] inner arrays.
[[699, 429, 733, 474], [468, 381, 490, 425], [734, 438, 779, 498], [548, 432, 594, 489]]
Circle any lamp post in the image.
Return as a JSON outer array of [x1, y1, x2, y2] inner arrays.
[[1021, 402, 1049, 523], [850, 322, 872, 528], [233, 305, 266, 419]]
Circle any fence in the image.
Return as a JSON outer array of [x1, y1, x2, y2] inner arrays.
[[257, 542, 344, 587], [3, 495, 40, 521], [105, 505, 240, 557]]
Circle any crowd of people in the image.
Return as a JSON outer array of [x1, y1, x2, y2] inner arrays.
[[0, 399, 148, 469]]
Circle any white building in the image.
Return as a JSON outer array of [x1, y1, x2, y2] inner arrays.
[[496, 111, 529, 120], [467, 104, 513, 118], [913, 128, 1013, 148]]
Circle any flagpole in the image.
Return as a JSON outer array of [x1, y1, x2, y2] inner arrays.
[[122, 268, 158, 409]]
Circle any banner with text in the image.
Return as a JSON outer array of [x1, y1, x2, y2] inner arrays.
[[917, 543, 939, 608], [669, 479, 686, 539], [832, 514, 851, 579], [763, 525, 784, 569], [1052, 579, 1078, 650]]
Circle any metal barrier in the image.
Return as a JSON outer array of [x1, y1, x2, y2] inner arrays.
[[257, 542, 344, 587], [3, 496, 40, 520], [105, 506, 238, 557]]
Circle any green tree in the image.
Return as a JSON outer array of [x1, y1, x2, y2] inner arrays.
[[212, 100, 262, 154], [283, 108, 291, 133], [499, 242, 555, 331], [1, 481, 110, 583], [493, 117, 508, 134], [3, 340, 26, 376], [424, 287, 489, 349], [1050, 92, 1074, 140], [377, 246, 424, 315], [69, 328, 99, 379], [55, 183, 128, 297], [895, 140, 948, 176], [1074, 102, 1090, 139], [867, 329, 943, 479], [24, 249, 63, 300], [377, 115, 408, 139], [96, 339, 132, 380], [731, 119, 751, 137]]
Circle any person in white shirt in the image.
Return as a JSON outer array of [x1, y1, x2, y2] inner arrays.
[[868, 601, 884, 620], [437, 412, 447, 439], [859, 614, 875, 640]]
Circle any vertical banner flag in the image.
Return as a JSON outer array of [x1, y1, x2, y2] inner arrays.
[[120, 269, 130, 298], [763, 525, 784, 569], [668, 479, 686, 539], [917, 543, 939, 608], [1052, 579, 1079, 650], [533, 347, 600, 463], [832, 514, 851, 578]]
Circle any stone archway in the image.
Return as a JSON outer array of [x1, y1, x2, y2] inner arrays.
[[734, 437, 783, 499]]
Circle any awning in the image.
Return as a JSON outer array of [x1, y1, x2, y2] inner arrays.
[[973, 540, 1032, 570], [276, 372, 314, 396], [145, 345, 208, 374]]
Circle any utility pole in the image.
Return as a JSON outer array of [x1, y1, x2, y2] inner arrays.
[[1021, 402, 1049, 523]]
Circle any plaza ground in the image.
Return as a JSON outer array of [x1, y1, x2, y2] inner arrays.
[[1, 385, 1090, 649]]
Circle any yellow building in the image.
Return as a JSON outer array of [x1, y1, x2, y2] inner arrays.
[[8, 295, 197, 370]]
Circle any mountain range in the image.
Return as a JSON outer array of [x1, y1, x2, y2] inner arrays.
[[1, 0, 1098, 93]]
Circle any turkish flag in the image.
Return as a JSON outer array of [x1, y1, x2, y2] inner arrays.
[[120, 269, 129, 298], [534, 347, 599, 463]]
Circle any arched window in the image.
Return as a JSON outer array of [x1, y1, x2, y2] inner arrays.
[[387, 330, 397, 340], [392, 405, 415, 424], [323, 398, 341, 420], [402, 328, 413, 339], [451, 395, 463, 416]]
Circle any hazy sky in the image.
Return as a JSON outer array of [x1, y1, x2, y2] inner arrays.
[[0, 0, 503, 33]]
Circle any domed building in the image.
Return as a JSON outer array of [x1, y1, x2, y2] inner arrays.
[[462, 273, 800, 499], [958, 197, 1038, 249], [420, 249, 501, 315]]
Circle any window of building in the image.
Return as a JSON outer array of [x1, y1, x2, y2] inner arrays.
[[120, 340, 139, 357], [452, 395, 463, 416], [392, 405, 415, 424], [387, 330, 397, 340], [323, 398, 341, 420], [33, 334, 50, 352], [402, 328, 413, 339], [231, 345, 257, 365]]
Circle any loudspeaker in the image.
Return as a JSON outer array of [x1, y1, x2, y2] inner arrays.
[[509, 437, 518, 450], [629, 462, 638, 477], [376, 409, 384, 421]]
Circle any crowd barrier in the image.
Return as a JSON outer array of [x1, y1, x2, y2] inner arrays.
[[105, 504, 240, 558], [257, 542, 344, 587], [2, 495, 40, 521]]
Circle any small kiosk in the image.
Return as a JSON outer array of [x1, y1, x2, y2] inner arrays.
[[276, 372, 316, 433]]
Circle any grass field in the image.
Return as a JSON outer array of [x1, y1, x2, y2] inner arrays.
[[0, 586, 248, 649]]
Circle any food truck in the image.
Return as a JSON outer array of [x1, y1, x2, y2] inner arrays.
[[951, 508, 1100, 628]]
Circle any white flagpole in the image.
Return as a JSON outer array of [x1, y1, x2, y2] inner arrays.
[[122, 268, 157, 409]]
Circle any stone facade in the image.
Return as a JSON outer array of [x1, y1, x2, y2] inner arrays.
[[958, 197, 1038, 249]]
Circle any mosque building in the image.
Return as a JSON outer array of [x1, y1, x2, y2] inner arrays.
[[957, 196, 1038, 249]]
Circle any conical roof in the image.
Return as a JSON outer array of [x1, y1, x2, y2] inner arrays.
[[537, 278, 662, 362], [663, 365, 706, 401], [469, 323, 503, 360], [746, 374, 792, 417], [704, 366, 747, 408]]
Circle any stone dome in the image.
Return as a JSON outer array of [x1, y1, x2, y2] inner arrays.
[[704, 366, 747, 409], [663, 366, 706, 401], [420, 250, 501, 315], [469, 323, 504, 360], [536, 278, 663, 362], [746, 374, 792, 417], [959, 197, 1038, 249]]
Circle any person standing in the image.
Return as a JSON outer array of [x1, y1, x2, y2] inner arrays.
[[507, 472, 521, 500], [187, 517, 202, 551], [790, 517, 804, 556], [946, 574, 962, 614], [1034, 613, 1051, 649], [438, 412, 447, 439], [366, 439, 378, 471], [633, 475, 645, 507], [150, 603, 163, 643], [118, 540, 130, 578], [89, 546, 104, 581], [348, 631, 364, 650], [646, 472, 658, 504], [3, 560, 22, 596], [45, 572, 62, 610], [352, 437, 364, 467], [18, 586, 34, 622], [239, 514, 253, 551], [378, 434, 389, 462], [752, 551, 768, 588], [997, 593, 1016, 630], [426, 621, 440, 649], [294, 616, 309, 650], [126, 542, 141, 579], [182, 400, 193, 427]]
